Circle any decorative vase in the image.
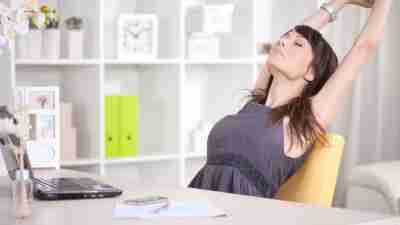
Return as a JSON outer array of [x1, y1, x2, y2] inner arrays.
[[67, 29, 84, 59], [27, 29, 42, 59], [42, 29, 60, 59]]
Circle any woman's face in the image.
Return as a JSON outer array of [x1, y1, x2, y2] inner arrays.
[[267, 29, 315, 82]]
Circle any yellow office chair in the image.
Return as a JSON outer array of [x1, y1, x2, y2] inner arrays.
[[275, 133, 345, 207]]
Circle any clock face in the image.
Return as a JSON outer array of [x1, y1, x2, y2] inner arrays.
[[121, 18, 155, 55], [118, 14, 158, 59]]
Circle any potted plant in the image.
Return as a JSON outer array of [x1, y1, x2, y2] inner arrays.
[[65, 17, 84, 59], [25, 4, 45, 59], [41, 5, 60, 59]]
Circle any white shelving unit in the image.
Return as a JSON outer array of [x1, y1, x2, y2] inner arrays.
[[2, 0, 320, 187]]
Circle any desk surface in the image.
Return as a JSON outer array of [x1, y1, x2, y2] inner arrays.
[[0, 169, 394, 225]]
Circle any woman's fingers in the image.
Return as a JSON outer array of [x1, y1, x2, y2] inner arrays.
[[256, 42, 272, 54]]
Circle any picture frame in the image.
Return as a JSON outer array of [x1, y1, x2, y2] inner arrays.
[[118, 14, 159, 59], [14, 86, 60, 168]]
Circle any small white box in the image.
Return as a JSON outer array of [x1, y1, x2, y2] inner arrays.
[[203, 4, 235, 34], [188, 33, 220, 59]]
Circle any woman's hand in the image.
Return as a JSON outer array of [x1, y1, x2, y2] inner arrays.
[[256, 42, 272, 55], [347, 0, 375, 8]]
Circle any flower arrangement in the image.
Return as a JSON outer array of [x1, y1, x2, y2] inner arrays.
[[0, 0, 43, 54], [40, 5, 59, 29]]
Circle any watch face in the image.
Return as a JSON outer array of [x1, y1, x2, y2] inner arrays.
[[321, 4, 337, 22]]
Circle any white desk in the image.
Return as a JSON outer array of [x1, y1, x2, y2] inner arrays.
[[0, 169, 394, 225]]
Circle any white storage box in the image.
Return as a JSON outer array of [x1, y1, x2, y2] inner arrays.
[[203, 4, 235, 34]]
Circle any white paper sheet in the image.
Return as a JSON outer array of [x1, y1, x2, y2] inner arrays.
[[113, 201, 227, 219]]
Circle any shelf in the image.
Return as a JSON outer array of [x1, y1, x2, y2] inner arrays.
[[16, 59, 101, 66], [61, 159, 100, 167], [184, 58, 254, 65], [105, 59, 180, 65], [27, 109, 56, 115], [185, 152, 207, 159], [105, 154, 181, 165]]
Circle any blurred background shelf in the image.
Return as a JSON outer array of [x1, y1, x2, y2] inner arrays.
[[104, 59, 181, 65], [60, 159, 100, 167], [184, 58, 254, 65], [16, 59, 102, 66], [184, 152, 207, 159], [104, 154, 181, 165]]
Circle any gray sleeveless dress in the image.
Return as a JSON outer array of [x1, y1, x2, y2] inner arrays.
[[188, 101, 313, 198]]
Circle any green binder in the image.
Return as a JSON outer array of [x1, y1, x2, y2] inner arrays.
[[119, 95, 139, 157], [105, 95, 139, 158], [105, 96, 120, 158]]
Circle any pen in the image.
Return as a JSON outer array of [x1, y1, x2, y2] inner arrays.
[[149, 203, 170, 214]]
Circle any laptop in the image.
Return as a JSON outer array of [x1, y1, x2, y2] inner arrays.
[[0, 136, 123, 200]]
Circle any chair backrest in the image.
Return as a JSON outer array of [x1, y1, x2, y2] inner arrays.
[[274, 133, 345, 207]]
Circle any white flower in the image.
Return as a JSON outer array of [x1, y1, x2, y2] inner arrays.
[[14, 10, 29, 35], [48, 12, 56, 20], [35, 12, 46, 29], [0, 0, 37, 55]]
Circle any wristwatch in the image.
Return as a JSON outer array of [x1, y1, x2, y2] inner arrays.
[[320, 2, 338, 22]]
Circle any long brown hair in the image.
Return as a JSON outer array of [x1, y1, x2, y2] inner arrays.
[[250, 25, 339, 151]]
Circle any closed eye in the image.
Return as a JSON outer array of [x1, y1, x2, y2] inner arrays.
[[295, 42, 303, 47]]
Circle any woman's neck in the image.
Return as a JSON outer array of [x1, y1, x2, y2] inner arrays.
[[266, 72, 306, 108]]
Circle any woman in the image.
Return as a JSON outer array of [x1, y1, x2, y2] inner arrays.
[[189, 0, 393, 198]]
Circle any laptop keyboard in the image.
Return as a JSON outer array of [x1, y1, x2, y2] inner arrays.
[[35, 178, 89, 191]]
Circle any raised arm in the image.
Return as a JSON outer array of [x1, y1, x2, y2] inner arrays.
[[301, 0, 346, 30], [312, 0, 393, 126]]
